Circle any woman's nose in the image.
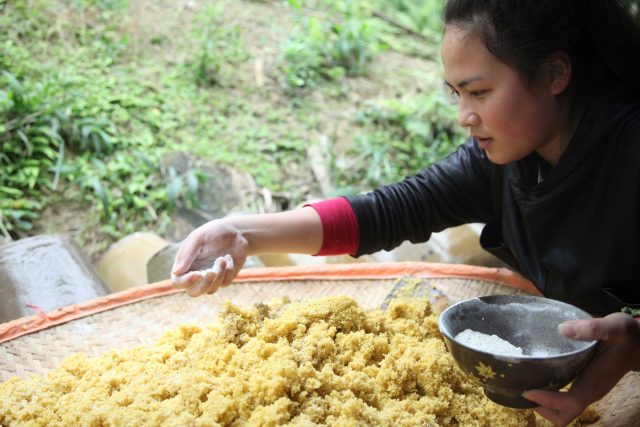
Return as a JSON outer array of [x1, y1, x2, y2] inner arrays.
[[458, 106, 480, 127]]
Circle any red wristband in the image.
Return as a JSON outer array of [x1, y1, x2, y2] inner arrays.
[[306, 197, 359, 256]]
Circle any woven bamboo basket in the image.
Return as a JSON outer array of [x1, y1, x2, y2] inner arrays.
[[1, 262, 637, 426]]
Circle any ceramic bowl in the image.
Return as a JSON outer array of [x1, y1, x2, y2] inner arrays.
[[438, 295, 597, 408]]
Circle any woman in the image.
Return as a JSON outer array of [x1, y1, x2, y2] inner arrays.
[[171, 1, 640, 425]]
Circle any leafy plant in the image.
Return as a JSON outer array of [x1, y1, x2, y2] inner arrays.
[[69, 152, 207, 238], [61, 114, 116, 154], [372, 0, 444, 40], [0, 71, 67, 235], [280, 28, 327, 91], [188, 4, 250, 87], [0, 69, 120, 235], [0, 0, 453, 259], [0, 68, 202, 239], [333, 89, 462, 190], [279, 0, 383, 93]]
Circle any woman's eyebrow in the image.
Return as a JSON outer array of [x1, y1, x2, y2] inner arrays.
[[444, 76, 484, 89]]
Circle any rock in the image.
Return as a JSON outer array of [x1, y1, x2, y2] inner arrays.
[[162, 152, 264, 219], [371, 224, 503, 267], [161, 152, 285, 242], [0, 235, 107, 323], [146, 243, 180, 284], [97, 232, 169, 292]]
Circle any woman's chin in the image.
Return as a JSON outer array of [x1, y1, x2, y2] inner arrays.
[[485, 151, 511, 165], [483, 147, 525, 165]]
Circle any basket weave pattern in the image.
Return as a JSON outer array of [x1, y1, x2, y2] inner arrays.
[[1, 269, 638, 426]]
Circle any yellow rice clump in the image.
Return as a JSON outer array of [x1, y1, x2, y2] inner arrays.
[[1, 296, 567, 426]]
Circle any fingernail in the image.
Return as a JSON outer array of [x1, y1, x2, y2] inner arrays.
[[521, 390, 532, 399], [171, 263, 182, 275], [558, 321, 577, 338], [211, 258, 223, 274]]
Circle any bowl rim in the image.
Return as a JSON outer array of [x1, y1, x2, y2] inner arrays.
[[437, 294, 598, 360]]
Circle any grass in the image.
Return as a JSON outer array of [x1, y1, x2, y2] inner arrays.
[[0, 0, 461, 259]]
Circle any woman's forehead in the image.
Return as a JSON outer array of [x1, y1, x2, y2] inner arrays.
[[441, 25, 485, 57], [441, 26, 494, 82]]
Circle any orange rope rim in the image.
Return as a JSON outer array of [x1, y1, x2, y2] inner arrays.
[[0, 262, 537, 344]]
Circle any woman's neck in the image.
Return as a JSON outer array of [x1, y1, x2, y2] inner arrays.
[[537, 101, 584, 166]]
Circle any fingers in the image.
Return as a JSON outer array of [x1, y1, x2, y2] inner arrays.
[[186, 257, 224, 297], [528, 315, 640, 426], [187, 273, 212, 298], [171, 234, 202, 276], [222, 254, 234, 286], [527, 313, 640, 427], [558, 319, 606, 341], [172, 255, 236, 297], [171, 271, 203, 289], [522, 390, 583, 427], [559, 313, 639, 342], [207, 254, 235, 294]]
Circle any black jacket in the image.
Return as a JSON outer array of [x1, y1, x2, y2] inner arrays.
[[348, 85, 640, 315]]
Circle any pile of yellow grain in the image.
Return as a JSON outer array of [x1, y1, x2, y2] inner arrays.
[[0, 296, 571, 426]]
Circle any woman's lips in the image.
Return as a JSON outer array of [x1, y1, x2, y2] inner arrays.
[[476, 137, 493, 149]]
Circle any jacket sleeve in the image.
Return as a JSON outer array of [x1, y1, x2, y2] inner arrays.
[[346, 138, 498, 256]]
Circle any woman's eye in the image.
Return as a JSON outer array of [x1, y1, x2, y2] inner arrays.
[[470, 90, 487, 97]]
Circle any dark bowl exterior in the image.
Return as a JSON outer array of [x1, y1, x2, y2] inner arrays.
[[438, 295, 598, 408], [441, 333, 596, 408]]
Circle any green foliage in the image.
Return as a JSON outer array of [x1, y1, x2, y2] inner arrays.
[[188, 4, 250, 87], [67, 152, 206, 237], [280, 26, 327, 92], [0, 62, 204, 239], [0, 0, 458, 252], [333, 90, 462, 190], [71, 0, 129, 10], [62, 115, 116, 154], [0, 70, 114, 234], [372, 0, 444, 40], [0, 0, 224, 239], [279, 0, 383, 93], [0, 72, 55, 236], [179, 86, 314, 195]]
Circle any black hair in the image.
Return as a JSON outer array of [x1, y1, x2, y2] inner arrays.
[[443, 0, 640, 97]]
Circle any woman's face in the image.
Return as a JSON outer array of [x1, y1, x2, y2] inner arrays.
[[441, 25, 569, 165]]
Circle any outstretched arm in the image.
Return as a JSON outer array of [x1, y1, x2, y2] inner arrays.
[[171, 207, 323, 297]]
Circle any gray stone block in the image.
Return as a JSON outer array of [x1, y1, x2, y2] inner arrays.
[[0, 235, 107, 323], [147, 243, 180, 284]]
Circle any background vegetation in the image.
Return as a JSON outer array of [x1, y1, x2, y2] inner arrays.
[[0, 0, 460, 259]]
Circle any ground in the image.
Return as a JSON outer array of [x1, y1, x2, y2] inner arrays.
[[27, 0, 443, 264]]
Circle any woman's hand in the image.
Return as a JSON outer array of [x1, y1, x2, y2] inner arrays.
[[522, 313, 640, 426], [171, 219, 248, 297], [170, 207, 323, 297]]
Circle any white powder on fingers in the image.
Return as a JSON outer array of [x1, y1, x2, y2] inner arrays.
[[172, 255, 233, 283], [455, 329, 523, 356], [224, 254, 234, 270]]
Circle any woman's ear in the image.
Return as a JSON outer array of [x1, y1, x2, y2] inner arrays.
[[546, 51, 572, 95]]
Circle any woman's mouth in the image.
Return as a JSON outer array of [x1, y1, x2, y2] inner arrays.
[[476, 137, 493, 149]]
